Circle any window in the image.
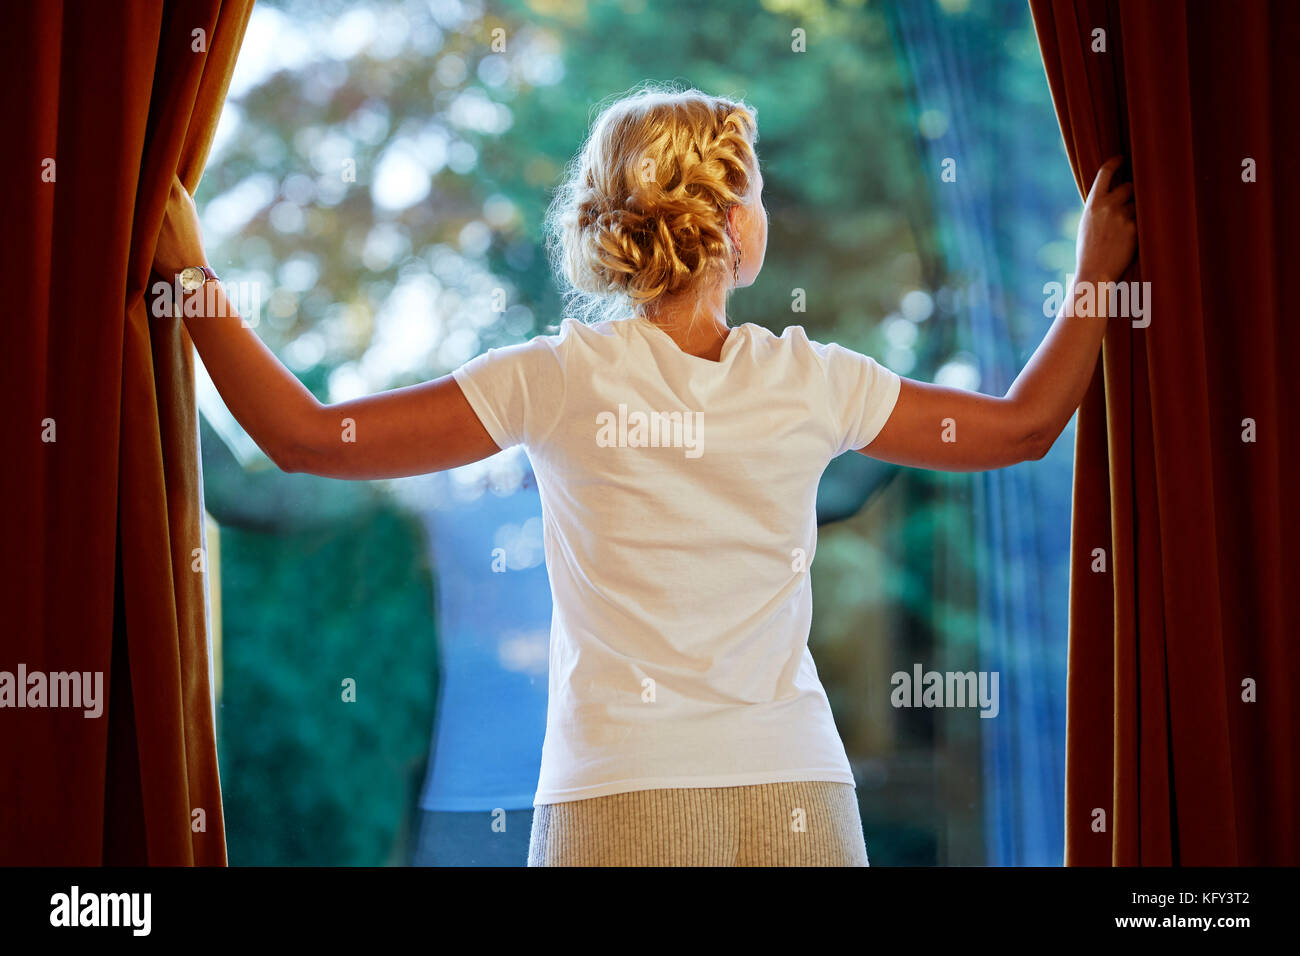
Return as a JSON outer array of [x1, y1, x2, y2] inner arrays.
[[200, 0, 1079, 865]]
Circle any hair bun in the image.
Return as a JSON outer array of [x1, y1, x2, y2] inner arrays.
[[545, 86, 758, 323]]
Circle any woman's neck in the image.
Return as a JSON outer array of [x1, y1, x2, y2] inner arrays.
[[643, 283, 731, 357]]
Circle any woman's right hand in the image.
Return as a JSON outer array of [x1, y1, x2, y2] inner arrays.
[[1075, 155, 1137, 282], [154, 175, 209, 277]]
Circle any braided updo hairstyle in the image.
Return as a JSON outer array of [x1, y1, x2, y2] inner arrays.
[[545, 84, 759, 325]]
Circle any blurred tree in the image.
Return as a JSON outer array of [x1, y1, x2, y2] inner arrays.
[[215, 502, 438, 865]]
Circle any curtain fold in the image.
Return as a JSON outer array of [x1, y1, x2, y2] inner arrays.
[[1, 0, 252, 865], [1030, 0, 1298, 865]]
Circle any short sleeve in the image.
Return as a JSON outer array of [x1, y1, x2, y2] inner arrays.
[[818, 342, 902, 457], [451, 333, 566, 451]]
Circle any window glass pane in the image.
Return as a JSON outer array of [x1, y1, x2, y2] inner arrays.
[[203, 0, 1078, 866]]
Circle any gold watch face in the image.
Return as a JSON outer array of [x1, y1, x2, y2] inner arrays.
[[179, 266, 205, 291]]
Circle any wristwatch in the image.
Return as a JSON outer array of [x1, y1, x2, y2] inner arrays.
[[178, 265, 218, 291]]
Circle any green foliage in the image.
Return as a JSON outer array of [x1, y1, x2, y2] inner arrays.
[[215, 506, 439, 865]]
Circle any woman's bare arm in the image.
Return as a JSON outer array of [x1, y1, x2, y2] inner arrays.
[[860, 156, 1136, 472], [155, 176, 500, 479]]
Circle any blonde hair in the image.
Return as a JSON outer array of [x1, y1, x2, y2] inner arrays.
[[545, 83, 759, 326]]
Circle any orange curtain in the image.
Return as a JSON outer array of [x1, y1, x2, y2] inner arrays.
[[1030, 0, 1299, 865], [1, 0, 252, 864]]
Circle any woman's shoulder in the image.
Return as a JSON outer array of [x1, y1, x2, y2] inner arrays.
[[536, 316, 623, 345], [741, 322, 824, 354], [741, 325, 870, 376]]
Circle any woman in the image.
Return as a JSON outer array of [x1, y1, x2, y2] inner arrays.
[[155, 86, 1136, 866]]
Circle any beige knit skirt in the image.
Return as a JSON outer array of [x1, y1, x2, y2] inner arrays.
[[527, 780, 869, 866]]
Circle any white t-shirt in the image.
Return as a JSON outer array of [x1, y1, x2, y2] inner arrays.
[[452, 316, 901, 805]]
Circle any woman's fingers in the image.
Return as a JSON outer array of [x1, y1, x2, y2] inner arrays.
[[1089, 155, 1125, 202], [1107, 182, 1135, 204]]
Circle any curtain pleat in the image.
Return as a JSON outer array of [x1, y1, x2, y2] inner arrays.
[[1, 0, 252, 865]]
